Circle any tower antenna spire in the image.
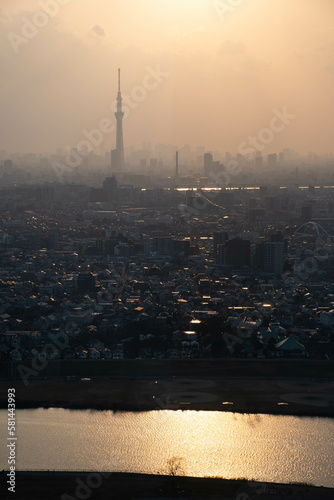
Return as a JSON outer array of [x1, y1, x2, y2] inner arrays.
[[111, 68, 124, 173]]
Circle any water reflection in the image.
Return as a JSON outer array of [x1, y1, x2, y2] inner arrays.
[[231, 412, 262, 428], [0, 409, 333, 487]]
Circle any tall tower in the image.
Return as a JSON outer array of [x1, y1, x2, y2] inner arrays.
[[112, 68, 124, 171], [175, 151, 179, 177]]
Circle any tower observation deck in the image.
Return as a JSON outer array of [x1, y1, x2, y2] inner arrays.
[[111, 68, 124, 172]]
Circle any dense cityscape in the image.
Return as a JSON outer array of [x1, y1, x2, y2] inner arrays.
[[1, 1, 334, 499], [1, 175, 334, 366]]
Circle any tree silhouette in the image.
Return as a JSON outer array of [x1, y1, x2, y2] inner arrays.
[[166, 457, 185, 497], [166, 456, 184, 476]]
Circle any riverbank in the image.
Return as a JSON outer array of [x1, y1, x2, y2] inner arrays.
[[1, 375, 333, 417], [1, 472, 333, 500], [2, 358, 334, 379]]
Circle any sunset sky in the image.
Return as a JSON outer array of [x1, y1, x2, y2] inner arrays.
[[1, 0, 334, 155]]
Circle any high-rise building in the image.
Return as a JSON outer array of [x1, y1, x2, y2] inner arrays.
[[213, 231, 229, 258], [171, 239, 190, 259], [140, 159, 147, 170], [111, 68, 124, 172], [103, 176, 118, 201], [256, 241, 284, 274], [268, 231, 284, 243], [301, 205, 312, 223], [218, 238, 251, 268], [154, 237, 172, 255], [4, 159, 12, 172], [263, 242, 284, 276], [248, 198, 258, 209], [149, 158, 158, 169], [267, 153, 277, 168], [255, 152, 263, 168], [268, 231, 288, 257], [227, 238, 251, 268], [204, 152, 213, 175]]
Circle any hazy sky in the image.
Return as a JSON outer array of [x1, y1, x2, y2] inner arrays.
[[1, 0, 334, 156]]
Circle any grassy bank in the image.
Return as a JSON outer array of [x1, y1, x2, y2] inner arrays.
[[1, 375, 334, 417], [1, 472, 333, 500], [1, 359, 333, 417], [2, 358, 334, 379]]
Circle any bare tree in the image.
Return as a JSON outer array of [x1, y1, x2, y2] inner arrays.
[[166, 457, 185, 497]]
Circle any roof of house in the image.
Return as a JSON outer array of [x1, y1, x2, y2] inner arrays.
[[276, 337, 306, 351]]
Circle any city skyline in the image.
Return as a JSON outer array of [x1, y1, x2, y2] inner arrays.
[[1, 0, 334, 156], [1, 3, 334, 499]]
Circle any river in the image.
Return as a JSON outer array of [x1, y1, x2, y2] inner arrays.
[[1, 409, 333, 487]]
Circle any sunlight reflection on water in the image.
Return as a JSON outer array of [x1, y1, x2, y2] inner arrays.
[[1, 409, 333, 487]]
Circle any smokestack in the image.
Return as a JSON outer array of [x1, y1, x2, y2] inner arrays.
[[176, 151, 179, 177]]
